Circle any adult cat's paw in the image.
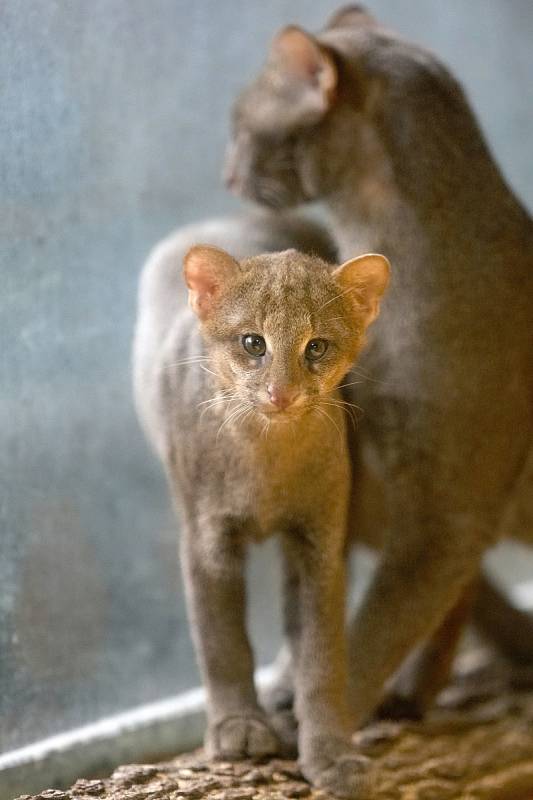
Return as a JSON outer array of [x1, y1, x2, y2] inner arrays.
[[206, 713, 280, 760], [374, 691, 424, 722], [300, 736, 373, 799], [268, 708, 298, 758]]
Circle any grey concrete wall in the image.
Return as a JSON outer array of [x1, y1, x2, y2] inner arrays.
[[1, 0, 532, 757]]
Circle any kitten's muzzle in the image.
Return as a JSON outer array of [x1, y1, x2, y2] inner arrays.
[[265, 384, 302, 412]]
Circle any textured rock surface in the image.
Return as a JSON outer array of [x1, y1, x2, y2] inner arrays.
[[15, 688, 533, 800]]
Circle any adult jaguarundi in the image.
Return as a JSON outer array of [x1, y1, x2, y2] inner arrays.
[[224, 5, 533, 723]]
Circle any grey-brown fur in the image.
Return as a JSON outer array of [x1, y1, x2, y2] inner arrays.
[[226, 5, 533, 727], [134, 210, 389, 798], [134, 212, 337, 454]]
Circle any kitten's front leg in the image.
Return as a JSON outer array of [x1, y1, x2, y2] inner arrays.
[[282, 534, 371, 799], [180, 515, 279, 760]]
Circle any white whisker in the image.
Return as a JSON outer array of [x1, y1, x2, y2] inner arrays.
[[261, 417, 271, 440], [316, 284, 363, 312], [163, 356, 213, 372], [320, 398, 361, 430], [197, 390, 237, 407], [336, 379, 365, 390], [313, 404, 342, 441], [197, 388, 240, 421], [216, 401, 253, 441], [346, 366, 385, 386], [199, 364, 217, 377]]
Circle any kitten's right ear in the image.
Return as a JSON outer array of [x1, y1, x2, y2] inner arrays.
[[183, 245, 240, 320], [271, 26, 337, 110], [333, 253, 390, 327]]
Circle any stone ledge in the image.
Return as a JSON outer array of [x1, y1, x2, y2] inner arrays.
[[15, 689, 533, 800]]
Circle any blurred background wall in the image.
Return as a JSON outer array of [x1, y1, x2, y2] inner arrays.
[[1, 0, 532, 768]]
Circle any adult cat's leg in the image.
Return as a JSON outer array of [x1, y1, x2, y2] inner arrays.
[[474, 446, 533, 668], [264, 569, 476, 724], [281, 533, 371, 799], [346, 436, 533, 715], [342, 428, 496, 725], [346, 472, 491, 726], [473, 572, 533, 667], [180, 514, 279, 759], [265, 562, 531, 725], [375, 580, 477, 719], [380, 573, 533, 713], [344, 374, 532, 725]]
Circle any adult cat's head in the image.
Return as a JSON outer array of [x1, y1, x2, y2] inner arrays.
[[183, 245, 389, 420], [224, 5, 465, 209]]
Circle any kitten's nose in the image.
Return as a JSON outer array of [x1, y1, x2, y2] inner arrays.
[[266, 384, 300, 411]]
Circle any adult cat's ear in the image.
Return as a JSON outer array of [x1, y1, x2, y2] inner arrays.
[[333, 253, 390, 327], [184, 245, 240, 320], [326, 5, 377, 30], [271, 26, 337, 110]]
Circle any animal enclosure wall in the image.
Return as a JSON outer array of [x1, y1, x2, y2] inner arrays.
[[1, 0, 532, 763]]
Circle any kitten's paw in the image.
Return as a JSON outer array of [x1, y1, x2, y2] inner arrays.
[[300, 737, 372, 799], [206, 713, 280, 760]]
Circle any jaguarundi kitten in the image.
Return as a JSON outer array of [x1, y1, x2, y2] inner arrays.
[[134, 229, 389, 797]]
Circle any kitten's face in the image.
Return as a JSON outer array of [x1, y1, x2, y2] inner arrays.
[[184, 247, 389, 423]]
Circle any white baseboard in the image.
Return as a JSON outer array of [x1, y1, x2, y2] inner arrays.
[[0, 666, 276, 800], [511, 579, 533, 611]]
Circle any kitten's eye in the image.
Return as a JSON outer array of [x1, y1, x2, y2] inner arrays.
[[242, 334, 266, 357], [305, 338, 328, 361]]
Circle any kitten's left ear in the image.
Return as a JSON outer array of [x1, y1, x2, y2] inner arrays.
[[272, 26, 337, 110], [333, 253, 390, 327], [183, 245, 240, 320]]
